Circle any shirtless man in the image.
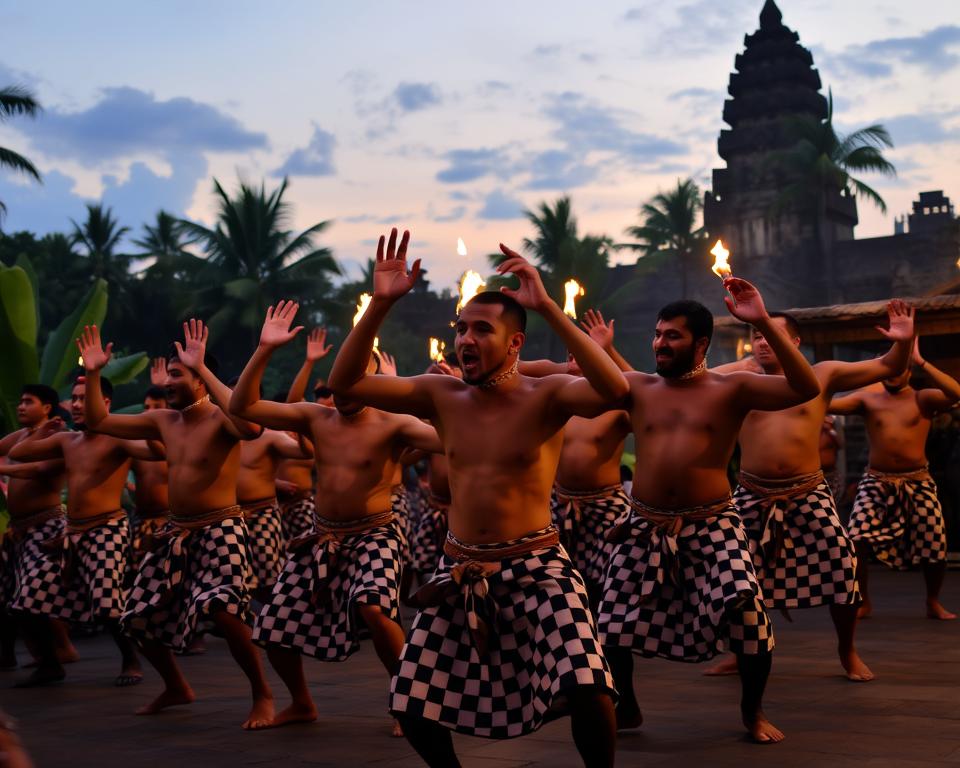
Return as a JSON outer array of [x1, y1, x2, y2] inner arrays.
[[328, 230, 625, 768], [78, 321, 276, 729], [0, 386, 73, 670], [704, 303, 915, 683], [228, 303, 441, 731], [129, 379, 170, 567], [8, 376, 157, 688], [830, 337, 960, 620], [597, 289, 821, 744]]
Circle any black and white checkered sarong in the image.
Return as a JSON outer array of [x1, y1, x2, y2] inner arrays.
[[280, 495, 316, 543], [392, 486, 413, 567], [847, 468, 947, 569], [734, 474, 859, 609], [253, 513, 403, 661], [0, 534, 16, 608], [390, 526, 615, 739], [411, 492, 450, 576], [598, 499, 774, 662], [130, 511, 169, 569], [13, 516, 129, 624], [7, 516, 65, 610], [121, 516, 251, 651], [550, 484, 630, 587], [243, 500, 285, 590]]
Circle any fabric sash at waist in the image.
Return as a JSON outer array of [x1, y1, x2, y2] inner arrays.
[[8, 506, 63, 536], [554, 483, 623, 549], [411, 526, 561, 655], [240, 497, 278, 518], [865, 465, 932, 485], [284, 488, 314, 503]]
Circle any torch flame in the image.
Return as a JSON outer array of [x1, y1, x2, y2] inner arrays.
[[456, 237, 468, 257], [563, 279, 585, 318], [456, 270, 486, 313], [710, 240, 732, 279], [429, 337, 446, 363], [353, 293, 379, 350]]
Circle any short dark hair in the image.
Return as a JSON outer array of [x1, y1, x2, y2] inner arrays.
[[167, 344, 219, 377], [22, 384, 59, 411], [75, 375, 113, 398], [463, 291, 527, 333], [767, 311, 802, 341], [145, 386, 166, 401], [657, 300, 714, 346]]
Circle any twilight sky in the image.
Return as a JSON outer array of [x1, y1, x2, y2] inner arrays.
[[1, 0, 958, 290]]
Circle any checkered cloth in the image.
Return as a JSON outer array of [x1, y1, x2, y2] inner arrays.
[[390, 525, 616, 739], [550, 484, 630, 588], [253, 511, 403, 661], [734, 472, 859, 609], [6, 511, 65, 610], [242, 499, 285, 590], [121, 514, 251, 652], [598, 497, 774, 662], [0, 533, 16, 608], [130, 510, 169, 568], [280, 494, 316, 543], [411, 491, 450, 576], [847, 467, 947, 569], [13, 513, 130, 624], [392, 485, 414, 567]]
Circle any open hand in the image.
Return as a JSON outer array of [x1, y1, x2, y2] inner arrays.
[[76, 325, 113, 372], [306, 327, 333, 362], [175, 319, 209, 371], [36, 416, 65, 438], [378, 350, 398, 376], [259, 301, 304, 349], [374, 228, 421, 301], [877, 299, 915, 343], [911, 336, 926, 367], [722, 277, 768, 325], [496, 244, 550, 312], [580, 308, 614, 349], [150, 357, 167, 386]]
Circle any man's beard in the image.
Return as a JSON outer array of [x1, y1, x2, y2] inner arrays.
[[655, 346, 696, 379]]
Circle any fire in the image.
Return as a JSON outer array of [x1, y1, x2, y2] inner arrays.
[[456, 270, 486, 312], [353, 293, 379, 350], [429, 337, 446, 363], [456, 237, 468, 257], [563, 279, 585, 318], [710, 239, 732, 279]]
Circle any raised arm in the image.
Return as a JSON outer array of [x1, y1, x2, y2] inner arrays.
[[268, 429, 314, 460], [123, 440, 167, 461], [328, 229, 437, 418], [518, 359, 570, 377], [722, 278, 820, 411], [828, 392, 864, 416], [497, 246, 628, 404], [580, 308, 633, 372], [396, 416, 443, 454], [8, 429, 65, 462], [914, 340, 960, 417], [711, 356, 762, 374], [0, 458, 65, 478], [821, 300, 914, 394], [286, 328, 332, 403], [78, 326, 162, 440], [229, 303, 321, 435]]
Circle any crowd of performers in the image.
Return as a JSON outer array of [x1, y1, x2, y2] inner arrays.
[[1, 230, 958, 767]]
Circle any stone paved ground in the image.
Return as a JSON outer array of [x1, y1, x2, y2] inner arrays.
[[2, 566, 959, 767]]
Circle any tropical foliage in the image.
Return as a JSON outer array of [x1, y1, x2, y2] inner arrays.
[[0, 85, 42, 218]]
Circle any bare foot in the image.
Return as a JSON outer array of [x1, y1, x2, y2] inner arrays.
[[57, 645, 81, 664], [743, 711, 785, 744], [839, 650, 875, 682], [242, 696, 275, 730], [14, 666, 65, 688], [181, 637, 207, 656], [392, 718, 404, 738], [269, 701, 318, 728], [615, 704, 643, 731], [135, 685, 196, 715], [857, 600, 872, 620], [926, 601, 957, 621], [115, 671, 144, 687], [703, 655, 738, 677]]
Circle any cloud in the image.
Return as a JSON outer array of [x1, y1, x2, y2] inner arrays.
[[0, 60, 41, 89], [272, 125, 336, 177], [393, 82, 441, 112], [24, 86, 267, 165], [434, 206, 466, 223], [478, 190, 524, 220], [880, 112, 957, 146], [448, 190, 471, 201], [0, 170, 86, 235], [623, 0, 756, 55], [479, 80, 512, 95], [823, 25, 960, 79], [436, 148, 508, 184], [524, 150, 596, 190]]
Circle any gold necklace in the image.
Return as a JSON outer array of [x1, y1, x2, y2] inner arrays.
[[678, 359, 707, 381], [479, 359, 519, 390], [182, 394, 210, 414]]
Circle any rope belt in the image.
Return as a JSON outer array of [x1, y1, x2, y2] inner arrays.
[[554, 483, 622, 550], [4, 506, 63, 544], [239, 497, 278, 518], [865, 465, 932, 485]]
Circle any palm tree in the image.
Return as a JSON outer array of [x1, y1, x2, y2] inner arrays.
[[770, 89, 896, 301], [133, 210, 203, 280], [180, 177, 340, 348], [621, 178, 706, 299], [0, 85, 42, 218]]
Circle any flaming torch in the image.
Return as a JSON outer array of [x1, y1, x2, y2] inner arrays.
[[457, 237, 468, 257], [354, 292, 379, 350], [429, 337, 446, 364], [563, 279, 585, 318], [456, 270, 486, 313], [710, 239, 732, 280]]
